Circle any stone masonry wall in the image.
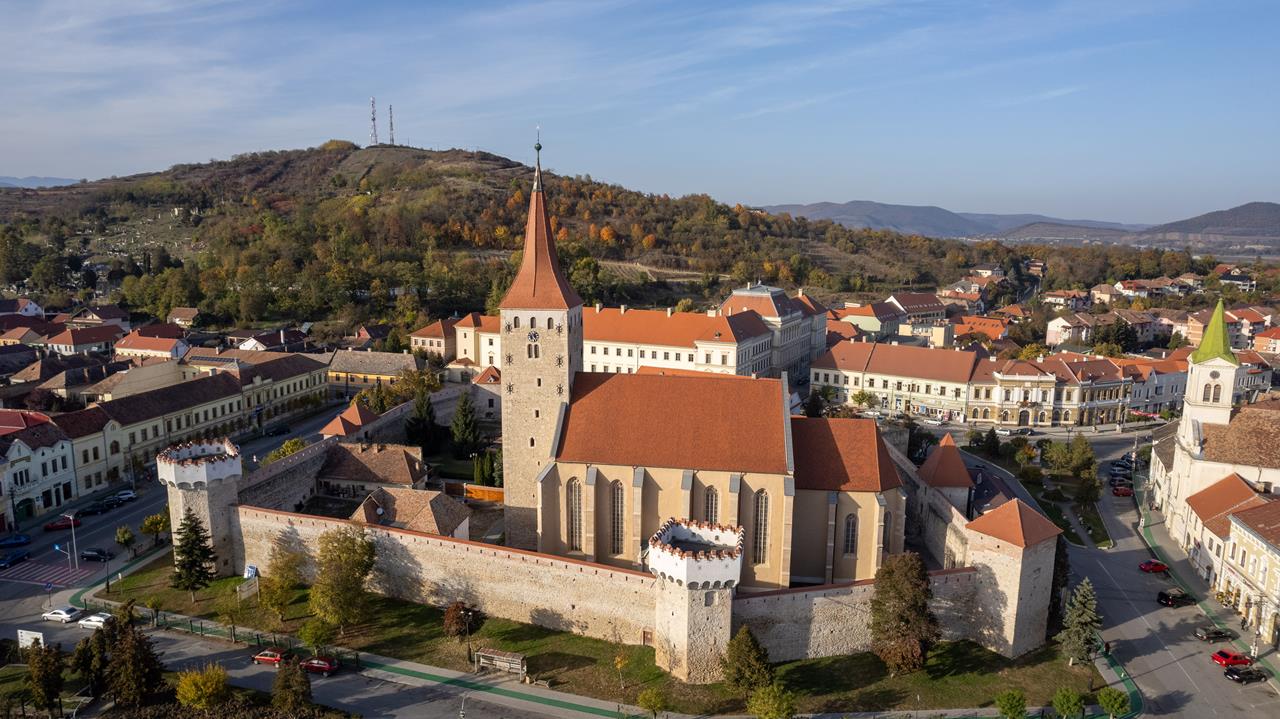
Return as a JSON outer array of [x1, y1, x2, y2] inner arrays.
[[233, 506, 657, 645], [732, 568, 980, 662], [235, 438, 332, 511]]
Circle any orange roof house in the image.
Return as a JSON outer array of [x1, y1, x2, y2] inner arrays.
[[1186, 473, 1271, 538], [918, 434, 973, 489], [320, 402, 382, 439], [965, 499, 1061, 548]]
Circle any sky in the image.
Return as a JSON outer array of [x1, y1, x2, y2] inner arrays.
[[1, 0, 1278, 223]]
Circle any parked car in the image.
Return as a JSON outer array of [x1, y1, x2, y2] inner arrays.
[[923, 418, 945, 426], [42, 607, 83, 623], [43, 516, 82, 532], [1013, 427, 1034, 436], [1139, 560, 1169, 573], [1109, 477, 1133, 488], [0, 534, 31, 549], [100, 495, 125, 509], [1225, 666, 1268, 684], [77, 612, 114, 630], [79, 502, 113, 516], [0, 550, 30, 569], [1195, 626, 1235, 642], [1211, 650, 1253, 667], [79, 548, 115, 563], [995, 428, 1013, 436], [861, 410, 882, 418], [264, 426, 290, 437], [1113, 485, 1134, 497], [301, 656, 340, 677], [1158, 588, 1194, 607], [112, 490, 138, 503], [252, 648, 293, 666]]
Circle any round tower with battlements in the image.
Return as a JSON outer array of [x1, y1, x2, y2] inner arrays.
[[157, 438, 242, 576], [648, 518, 744, 683]]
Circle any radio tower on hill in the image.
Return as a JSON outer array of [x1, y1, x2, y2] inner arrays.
[[369, 97, 378, 146], [388, 105, 395, 145]]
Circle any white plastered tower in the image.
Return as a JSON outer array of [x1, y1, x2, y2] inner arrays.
[[157, 438, 242, 577]]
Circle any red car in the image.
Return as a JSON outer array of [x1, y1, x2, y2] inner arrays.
[[1139, 560, 1169, 573], [1113, 485, 1134, 497], [1211, 649, 1253, 667], [42, 516, 82, 532], [251, 648, 293, 666], [301, 656, 340, 677]]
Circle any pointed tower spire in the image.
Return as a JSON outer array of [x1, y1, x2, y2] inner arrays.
[[1190, 299, 1238, 365], [498, 137, 583, 310]]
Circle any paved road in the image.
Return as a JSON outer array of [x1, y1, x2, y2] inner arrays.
[[239, 402, 348, 470]]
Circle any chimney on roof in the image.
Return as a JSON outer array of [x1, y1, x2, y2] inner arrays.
[[595, 302, 603, 312], [667, 307, 674, 317], [620, 305, 628, 314], [797, 287, 805, 297]]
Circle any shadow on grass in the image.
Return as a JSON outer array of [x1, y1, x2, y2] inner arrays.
[[528, 650, 595, 677]]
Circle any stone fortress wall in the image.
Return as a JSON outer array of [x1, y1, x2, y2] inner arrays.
[[234, 437, 332, 511]]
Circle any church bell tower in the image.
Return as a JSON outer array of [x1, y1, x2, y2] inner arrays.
[[1178, 299, 1237, 448], [499, 141, 583, 549]]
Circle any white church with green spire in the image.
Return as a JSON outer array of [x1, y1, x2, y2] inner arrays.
[[1149, 299, 1280, 641]]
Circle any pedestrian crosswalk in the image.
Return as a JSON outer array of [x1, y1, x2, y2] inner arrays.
[[0, 560, 97, 587]]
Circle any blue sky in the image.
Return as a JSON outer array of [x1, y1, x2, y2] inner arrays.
[[2, 0, 1277, 222]]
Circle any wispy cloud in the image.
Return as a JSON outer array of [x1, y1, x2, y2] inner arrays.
[[997, 85, 1086, 107]]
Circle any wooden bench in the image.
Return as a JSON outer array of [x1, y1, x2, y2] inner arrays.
[[473, 648, 527, 680]]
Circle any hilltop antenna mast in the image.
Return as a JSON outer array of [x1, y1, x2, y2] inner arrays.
[[388, 105, 395, 145], [370, 97, 378, 146]]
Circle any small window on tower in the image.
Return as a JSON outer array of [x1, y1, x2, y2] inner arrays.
[[529, 437, 535, 447], [537, 378, 542, 387], [514, 317, 521, 328]]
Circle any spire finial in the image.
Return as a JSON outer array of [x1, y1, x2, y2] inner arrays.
[[533, 125, 543, 192]]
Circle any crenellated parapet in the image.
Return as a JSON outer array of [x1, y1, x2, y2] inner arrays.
[[647, 517, 744, 590], [157, 438, 242, 489]]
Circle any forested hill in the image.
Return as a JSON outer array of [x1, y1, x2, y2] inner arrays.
[[0, 142, 1232, 330]]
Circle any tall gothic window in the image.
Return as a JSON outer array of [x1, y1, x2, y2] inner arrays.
[[843, 514, 857, 556], [610, 481, 625, 555], [704, 487, 719, 524], [567, 479, 583, 552], [752, 490, 769, 565], [882, 511, 893, 554], [1202, 383, 1212, 402], [1212, 384, 1222, 402]]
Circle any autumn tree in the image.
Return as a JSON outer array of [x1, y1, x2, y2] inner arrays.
[[637, 687, 670, 719], [108, 621, 164, 707], [141, 512, 170, 547], [263, 437, 307, 465], [116, 525, 136, 558], [25, 639, 65, 713], [260, 530, 306, 623], [869, 552, 939, 675], [272, 659, 313, 713], [309, 525, 376, 634], [71, 629, 111, 697], [176, 663, 231, 709], [170, 507, 217, 602], [746, 683, 796, 719]]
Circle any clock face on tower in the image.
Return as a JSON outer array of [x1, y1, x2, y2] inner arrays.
[[527, 330, 540, 343]]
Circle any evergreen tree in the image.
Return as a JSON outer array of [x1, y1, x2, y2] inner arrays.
[[721, 626, 774, 694], [404, 387, 438, 453], [272, 659, 313, 714], [869, 551, 940, 675], [994, 689, 1026, 719], [983, 427, 1001, 457], [170, 507, 218, 602], [1052, 686, 1084, 718], [450, 392, 481, 458], [71, 630, 111, 697], [25, 639, 65, 712], [472, 454, 485, 486], [108, 622, 164, 707], [1056, 578, 1102, 665], [803, 390, 824, 418], [1047, 536, 1071, 636], [309, 525, 376, 634]]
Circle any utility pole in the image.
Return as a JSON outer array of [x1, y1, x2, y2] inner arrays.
[[388, 105, 395, 145]]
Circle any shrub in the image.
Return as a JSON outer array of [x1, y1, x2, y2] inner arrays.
[[721, 626, 773, 694], [443, 601, 479, 640], [176, 663, 231, 709]]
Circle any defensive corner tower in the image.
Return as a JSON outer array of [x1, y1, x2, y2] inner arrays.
[[158, 438, 242, 576], [648, 518, 744, 683]]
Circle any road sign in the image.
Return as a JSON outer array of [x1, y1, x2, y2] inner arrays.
[[18, 630, 42, 648], [43, 582, 53, 592], [53, 544, 60, 551]]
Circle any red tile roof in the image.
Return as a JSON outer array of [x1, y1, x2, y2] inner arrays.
[[814, 342, 980, 384], [114, 331, 183, 353], [320, 402, 381, 437], [918, 434, 973, 489], [965, 499, 1060, 548], [1186, 473, 1270, 538], [583, 307, 770, 348], [134, 323, 186, 339], [1232, 500, 1280, 547], [557, 372, 789, 474], [790, 417, 901, 493], [499, 163, 582, 310], [455, 312, 500, 333], [411, 318, 459, 339], [45, 325, 124, 346]]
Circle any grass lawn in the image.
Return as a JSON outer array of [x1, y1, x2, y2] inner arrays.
[[424, 453, 475, 481], [0, 662, 90, 706], [1075, 501, 1115, 549], [101, 554, 1100, 714], [1020, 480, 1085, 545]]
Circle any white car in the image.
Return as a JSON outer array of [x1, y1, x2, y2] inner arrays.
[[77, 612, 113, 630], [42, 607, 83, 623], [112, 490, 138, 503], [923, 418, 945, 426], [995, 428, 1013, 437], [861, 410, 882, 418]]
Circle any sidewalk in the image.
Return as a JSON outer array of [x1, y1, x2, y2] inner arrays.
[[1134, 490, 1280, 687]]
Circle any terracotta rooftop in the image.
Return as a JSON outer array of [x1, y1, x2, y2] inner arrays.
[[557, 372, 789, 474], [583, 306, 770, 348], [352, 486, 470, 537], [965, 498, 1060, 548], [473, 365, 501, 384], [918, 434, 973, 489], [814, 341, 980, 384], [135, 322, 186, 339], [828, 302, 902, 322], [410, 317, 459, 339], [789, 416, 901, 493], [499, 152, 582, 311], [455, 312, 501, 333], [1186, 473, 1269, 538], [45, 325, 124, 346], [320, 443, 426, 487], [888, 292, 945, 313], [114, 331, 184, 353], [320, 402, 381, 437], [1201, 401, 1280, 470], [1232, 500, 1280, 548]]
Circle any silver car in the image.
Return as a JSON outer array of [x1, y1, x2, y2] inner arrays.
[[41, 606, 83, 623], [77, 612, 114, 630]]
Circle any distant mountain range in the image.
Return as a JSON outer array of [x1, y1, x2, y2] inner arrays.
[[0, 176, 79, 189], [761, 200, 1150, 238]]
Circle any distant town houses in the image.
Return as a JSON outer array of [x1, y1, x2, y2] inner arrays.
[[409, 317, 458, 360], [1042, 289, 1091, 311], [167, 306, 201, 328], [0, 409, 76, 530], [113, 329, 189, 359], [44, 325, 125, 356], [0, 298, 43, 318], [327, 348, 421, 401]]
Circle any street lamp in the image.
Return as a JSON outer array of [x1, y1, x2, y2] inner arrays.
[[65, 513, 79, 570], [458, 690, 474, 719]]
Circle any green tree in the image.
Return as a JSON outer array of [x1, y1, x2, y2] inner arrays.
[[25, 639, 65, 712], [1052, 686, 1085, 718], [850, 389, 877, 408], [1047, 536, 1071, 636], [1092, 342, 1125, 358], [71, 630, 111, 697], [803, 390, 824, 418], [869, 551, 940, 674], [108, 621, 165, 707], [298, 619, 337, 655], [260, 530, 306, 623], [746, 682, 796, 719], [994, 688, 1026, 719], [1068, 435, 1096, 477], [966, 428, 984, 447], [1056, 578, 1102, 665], [1096, 686, 1131, 718], [170, 507, 218, 602], [116, 525, 136, 558], [450, 391, 482, 458], [141, 512, 170, 547], [309, 525, 376, 634], [636, 687, 670, 719], [721, 626, 774, 694], [983, 427, 1001, 457], [272, 659, 313, 713], [1074, 474, 1102, 504], [1166, 331, 1188, 350], [1017, 343, 1048, 360], [404, 386, 439, 453], [176, 663, 231, 709], [262, 437, 307, 465]]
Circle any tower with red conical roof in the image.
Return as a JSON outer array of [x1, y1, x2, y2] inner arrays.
[[499, 141, 584, 549]]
